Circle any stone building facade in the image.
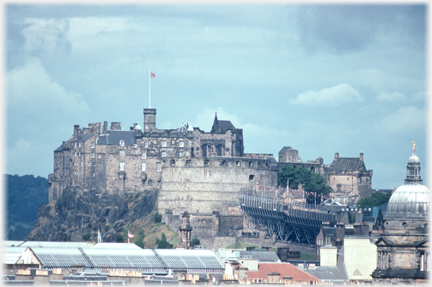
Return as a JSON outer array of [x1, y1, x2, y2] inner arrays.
[[326, 152, 373, 204], [371, 143, 429, 284], [48, 110, 246, 201], [48, 107, 374, 249]]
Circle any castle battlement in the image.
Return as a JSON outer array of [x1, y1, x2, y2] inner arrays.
[[48, 108, 372, 209], [161, 156, 277, 170]]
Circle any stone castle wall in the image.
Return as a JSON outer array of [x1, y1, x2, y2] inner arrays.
[[158, 157, 278, 215]]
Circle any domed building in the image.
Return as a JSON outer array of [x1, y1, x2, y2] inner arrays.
[[372, 142, 429, 284]]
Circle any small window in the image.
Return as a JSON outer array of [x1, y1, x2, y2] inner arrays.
[[91, 153, 95, 158], [98, 163, 102, 171], [119, 150, 125, 159], [142, 162, 146, 171], [142, 152, 147, 159], [161, 151, 166, 158], [179, 152, 183, 157], [145, 141, 149, 148], [75, 152, 78, 157], [161, 140, 167, 147], [98, 154, 102, 159], [119, 162, 125, 171], [156, 162, 161, 172], [172, 140, 175, 145], [179, 141, 184, 147], [87, 162, 91, 166], [79, 142, 82, 148], [119, 140, 125, 147], [148, 179, 153, 186], [91, 142, 95, 148]]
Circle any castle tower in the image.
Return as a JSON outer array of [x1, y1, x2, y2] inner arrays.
[[179, 211, 193, 249], [143, 108, 156, 132], [210, 112, 220, 133]]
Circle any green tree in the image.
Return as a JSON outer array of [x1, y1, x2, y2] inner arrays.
[[134, 228, 145, 248], [154, 212, 162, 223], [357, 192, 391, 208], [135, 236, 145, 248], [82, 232, 91, 241], [6, 174, 49, 240], [278, 166, 332, 204], [191, 237, 200, 247], [116, 233, 124, 242], [156, 233, 171, 249], [138, 228, 145, 237]]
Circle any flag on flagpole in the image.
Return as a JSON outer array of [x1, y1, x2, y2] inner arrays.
[[150, 71, 156, 78], [98, 230, 102, 243], [128, 231, 134, 238]]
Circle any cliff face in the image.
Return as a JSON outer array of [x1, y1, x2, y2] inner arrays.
[[26, 187, 158, 242]]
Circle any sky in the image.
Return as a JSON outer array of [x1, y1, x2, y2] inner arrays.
[[4, 3, 429, 190]]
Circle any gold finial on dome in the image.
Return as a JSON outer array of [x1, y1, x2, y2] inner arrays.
[[412, 138, 416, 153]]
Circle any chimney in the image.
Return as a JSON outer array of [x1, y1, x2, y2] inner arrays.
[[110, 122, 121, 130], [74, 125, 81, 136], [103, 121, 108, 134], [336, 222, 345, 243], [335, 152, 339, 160], [360, 151, 364, 162]]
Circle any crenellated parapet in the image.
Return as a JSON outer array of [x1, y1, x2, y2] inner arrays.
[[161, 156, 278, 170]]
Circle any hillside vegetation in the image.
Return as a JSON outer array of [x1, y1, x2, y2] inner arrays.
[[6, 174, 49, 240]]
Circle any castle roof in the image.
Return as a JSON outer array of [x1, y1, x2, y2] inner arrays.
[[210, 112, 237, 134], [78, 133, 95, 142], [97, 130, 136, 146], [328, 157, 366, 172], [279, 146, 294, 153]]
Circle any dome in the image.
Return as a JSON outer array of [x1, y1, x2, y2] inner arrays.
[[385, 183, 429, 219], [384, 142, 429, 220], [408, 153, 420, 163], [134, 123, 142, 130]]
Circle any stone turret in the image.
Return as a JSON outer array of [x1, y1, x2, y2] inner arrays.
[[143, 108, 156, 132], [179, 211, 193, 249]]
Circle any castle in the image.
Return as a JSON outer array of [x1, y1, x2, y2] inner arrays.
[[48, 108, 373, 215]]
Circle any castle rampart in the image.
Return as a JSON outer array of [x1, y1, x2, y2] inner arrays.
[[158, 156, 278, 215]]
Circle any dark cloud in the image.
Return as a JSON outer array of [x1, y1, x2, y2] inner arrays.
[[296, 4, 426, 54]]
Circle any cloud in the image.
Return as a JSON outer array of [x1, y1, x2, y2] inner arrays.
[[290, 83, 363, 106], [7, 139, 32, 175], [296, 5, 425, 54], [375, 106, 425, 134], [22, 18, 71, 55], [376, 91, 406, 102], [7, 57, 90, 112]]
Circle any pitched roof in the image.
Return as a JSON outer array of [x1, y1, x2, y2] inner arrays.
[[96, 130, 136, 146], [247, 263, 321, 282], [210, 113, 237, 134], [79, 133, 95, 142], [329, 157, 366, 172], [5, 243, 224, 271], [322, 227, 336, 238], [237, 250, 280, 262]]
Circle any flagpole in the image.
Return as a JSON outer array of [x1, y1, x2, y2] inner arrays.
[[149, 70, 151, 109]]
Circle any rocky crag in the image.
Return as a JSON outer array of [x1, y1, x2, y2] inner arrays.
[[26, 187, 158, 243]]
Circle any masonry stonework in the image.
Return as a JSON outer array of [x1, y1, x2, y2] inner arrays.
[[48, 107, 374, 250]]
